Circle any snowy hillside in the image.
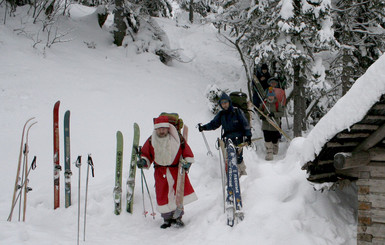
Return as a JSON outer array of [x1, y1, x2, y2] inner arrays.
[[0, 5, 357, 245]]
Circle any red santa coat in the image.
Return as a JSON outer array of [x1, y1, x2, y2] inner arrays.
[[141, 125, 197, 214]]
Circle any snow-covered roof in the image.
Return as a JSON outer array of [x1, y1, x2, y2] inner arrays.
[[301, 54, 385, 164]]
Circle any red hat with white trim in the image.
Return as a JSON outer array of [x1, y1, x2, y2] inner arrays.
[[153, 115, 170, 129]]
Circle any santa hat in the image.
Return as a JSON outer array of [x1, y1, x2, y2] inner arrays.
[[153, 115, 170, 129], [266, 87, 276, 97]]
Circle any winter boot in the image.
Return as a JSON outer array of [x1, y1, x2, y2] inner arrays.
[[273, 143, 279, 155], [160, 219, 173, 229], [265, 142, 274, 161], [173, 217, 185, 228], [237, 161, 247, 176]]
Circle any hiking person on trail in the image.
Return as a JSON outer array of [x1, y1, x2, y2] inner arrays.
[[137, 115, 197, 229], [267, 77, 286, 107], [259, 87, 284, 161], [198, 92, 252, 176], [252, 63, 271, 108]]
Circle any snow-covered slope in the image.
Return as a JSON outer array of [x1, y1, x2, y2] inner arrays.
[[0, 5, 357, 245]]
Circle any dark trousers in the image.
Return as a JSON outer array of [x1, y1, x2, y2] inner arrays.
[[263, 130, 281, 144]]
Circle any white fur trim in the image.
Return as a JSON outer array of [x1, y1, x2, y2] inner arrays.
[[154, 122, 170, 129], [184, 157, 194, 163]]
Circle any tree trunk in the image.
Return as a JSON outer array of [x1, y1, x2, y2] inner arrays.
[[113, 0, 126, 46], [293, 64, 305, 137], [189, 0, 193, 23]]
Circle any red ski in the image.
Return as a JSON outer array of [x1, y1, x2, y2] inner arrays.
[[53, 101, 61, 209]]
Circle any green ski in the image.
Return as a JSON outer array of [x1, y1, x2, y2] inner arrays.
[[114, 131, 124, 215], [126, 123, 140, 213]]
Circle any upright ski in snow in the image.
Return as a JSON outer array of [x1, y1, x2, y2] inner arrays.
[[53, 101, 61, 210], [64, 110, 72, 208], [226, 139, 243, 227], [8, 117, 36, 221], [114, 131, 124, 215], [126, 123, 140, 213]]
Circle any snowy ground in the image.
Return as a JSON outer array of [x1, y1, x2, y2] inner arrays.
[[0, 5, 357, 245]]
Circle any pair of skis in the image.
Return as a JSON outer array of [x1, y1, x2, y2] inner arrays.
[[218, 138, 244, 227], [114, 123, 154, 216], [53, 101, 73, 209], [8, 117, 38, 222]]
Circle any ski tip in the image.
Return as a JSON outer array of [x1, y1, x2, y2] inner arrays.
[[64, 110, 70, 116]]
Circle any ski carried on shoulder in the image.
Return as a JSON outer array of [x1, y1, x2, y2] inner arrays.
[[173, 125, 189, 221], [114, 131, 124, 215], [225, 139, 244, 227], [126, 123, 140, 213]]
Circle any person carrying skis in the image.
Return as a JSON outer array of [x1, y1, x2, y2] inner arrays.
[[198, 92, 252, 176], [252, 63, 271, 108], [259, 87, 284, 161], [137, 115, 197, 229]]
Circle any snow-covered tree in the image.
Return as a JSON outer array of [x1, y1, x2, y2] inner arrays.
[[331, 0, 385, 95]]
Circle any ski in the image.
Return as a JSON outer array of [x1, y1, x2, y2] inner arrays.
[[126, 123, 140, 213], [226, 139, 243, 227], [22, 121, 37, 221], [173, 125, 189, 220], [217, 138, 227, 214], [8, 117, 35, 221], [64, 110, 72, 208], [114, 131, 124, 215], [53, 100, 61, 210]]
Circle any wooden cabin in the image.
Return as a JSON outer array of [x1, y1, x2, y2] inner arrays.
[[302, 94, 385, 244]]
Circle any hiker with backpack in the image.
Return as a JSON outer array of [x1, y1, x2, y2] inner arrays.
[[137, 115, 197, 229], [198, 92, 252, 176], [267, 77, 286, 107], [259, 87, 284, 161]]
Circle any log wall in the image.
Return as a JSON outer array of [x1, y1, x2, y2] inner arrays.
[[357, 161, 385, 244]]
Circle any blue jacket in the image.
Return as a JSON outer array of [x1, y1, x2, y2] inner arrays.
[[203, 93, 251, 143]]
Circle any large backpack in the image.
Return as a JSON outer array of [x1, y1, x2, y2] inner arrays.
[[229, 91, 251, 122], [159, 112, 184, 133]]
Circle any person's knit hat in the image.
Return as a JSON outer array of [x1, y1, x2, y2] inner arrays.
[[267, 77, 279, 85], [261, 64, 268, 70], [266, 87, 276, 97], [153, 115, 170, 129]]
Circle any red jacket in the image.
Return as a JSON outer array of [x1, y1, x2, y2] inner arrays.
[[141, 125, 197, 214]]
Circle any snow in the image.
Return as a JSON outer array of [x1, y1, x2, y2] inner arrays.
[[0, 4, 371, 244]]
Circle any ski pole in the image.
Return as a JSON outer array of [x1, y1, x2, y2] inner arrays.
[[84, 154, 94, 242], [140, 169, 147, 217], [197, 124, 213, 156], [216, 138, 226, 213], [7, 156, 37, 222], [75, 156, 81, 245], [141, 169, 156, 219]]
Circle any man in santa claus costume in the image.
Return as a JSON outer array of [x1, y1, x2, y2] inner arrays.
[[137, 115, 197, 229]]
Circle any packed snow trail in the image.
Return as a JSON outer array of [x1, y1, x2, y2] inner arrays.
[[0, 5, 356, 245]]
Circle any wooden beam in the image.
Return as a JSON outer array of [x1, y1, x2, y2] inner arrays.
[[354, 123, 385, 152], [337, 133, 370, 139], [334, 148, 385, 170], [334, 152, 370, 170], [369, 147, 385, 161], [307, 172, 336, 181], [372, 104, 385, 110], [365, 115, 385, 120], [351, 124, 379, 131], [327, 142, 359, 148]]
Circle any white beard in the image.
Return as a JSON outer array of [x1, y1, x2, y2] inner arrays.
[[152, 128, 180, 166]]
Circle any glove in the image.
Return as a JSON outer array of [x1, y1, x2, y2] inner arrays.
[[268, 112, 275, 118], [137, 158, 147, 169], [198, 124, 205, 132], [246, 136, 252, 146], [260, 116, 265, 121], [182, 161, 192, 171]]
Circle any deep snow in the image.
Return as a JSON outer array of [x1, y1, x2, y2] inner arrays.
[[0, 4, 366, 245]]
